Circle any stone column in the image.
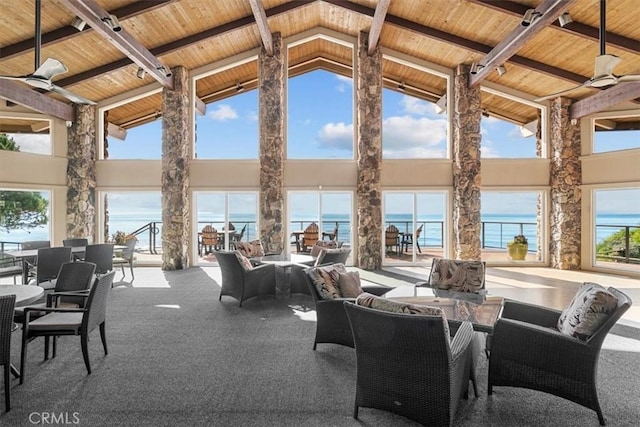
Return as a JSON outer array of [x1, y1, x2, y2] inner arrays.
[[452, 64, 482, 260], [535, 110, 543, 261], [66, 104, 97, 241], [356, 31, 383, 270], [161, 66, 191, 270], [259, 32, 285, 255], [549, 97, 581, 269]]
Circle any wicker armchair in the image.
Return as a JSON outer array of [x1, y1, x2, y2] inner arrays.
[[0, 295, 16, 412], [295, 264, 391, 349], [344, 301, 475, 426], [488, 286, 632, 426], [215, 251, 276, 307]]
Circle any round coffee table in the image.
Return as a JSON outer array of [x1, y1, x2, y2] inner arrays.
[[0, 284, 44, 306]]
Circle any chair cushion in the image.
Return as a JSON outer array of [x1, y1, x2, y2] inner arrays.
[[233, 251, 254, 271], [236, 240, 265, 258], [356, 292, 450, 339], [310, 240, 338, 258], [306, 263, 347, 299], [557, 282, 618, 340], [28, 312, 83, 331], [428, 258, 485, 292], [337, 271, 362, 298]]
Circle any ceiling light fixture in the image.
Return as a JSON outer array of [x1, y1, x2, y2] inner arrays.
[[470, 62, 484, 75], [236, 82, 244, 92], [496, 65, 507, 76], [558, 12, 573, 27], [136, 67, 146, 79], [71, 16, 86, 31], [521, 9, 542, 27], [101, 14, 122, 32], [157, 65, 172, 77]]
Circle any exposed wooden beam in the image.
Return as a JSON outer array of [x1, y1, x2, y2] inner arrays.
[[0, 0, 176, 61], [59, 0, 174, 89], [324, 0, 588, 85], [54, 0, 315, 88], [570, 82, 640, 119], [467, 0, 640, 55], [248, 0, 273, 56], [0, 79, 74, 122], [469, 0, 577, 87], [368, 0, 392, 55]]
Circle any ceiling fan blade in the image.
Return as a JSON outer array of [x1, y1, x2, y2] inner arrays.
[[617, 74, 640, 82], [535, 81, 590, 102], [593, 54, 621, 78], [33, 58, 68, 80], [48, 84, 96, 105], [0, 75, 29, 82]]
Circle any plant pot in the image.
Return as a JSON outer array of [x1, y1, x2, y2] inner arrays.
[[507, 242, 528, 261]]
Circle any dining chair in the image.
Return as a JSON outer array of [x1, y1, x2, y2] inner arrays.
[[301, 222, 319, 252], [20, 240, 51, 282], [0, 294, 16, 412], [20, 271, 115, 384], [0, 257, 23, 285], [33, 247, 73, 290], [84, 243, 115, 278], [112, 237, 136, 281], [384, 225, 400, 256], [200, 225, 219, 254], [63, 238, 89, 260], [401, 224, 423, 253]]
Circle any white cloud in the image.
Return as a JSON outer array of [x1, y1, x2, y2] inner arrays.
[[383, 115, 446, 149], [400, 96, 433, 116], [9, 133, 51, 155], [246, 110, 258, 122], [317, 122, 353, 150], [208, 104, 238, 121]]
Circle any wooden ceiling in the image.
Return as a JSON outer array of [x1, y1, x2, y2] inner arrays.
[[0, 0, 638, 131]]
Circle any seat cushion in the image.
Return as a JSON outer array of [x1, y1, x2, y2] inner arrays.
[[233, 251, 254, 271], [28, 312, 83, 332], [428, 259, 485, 292], [356, 292, 450, 339], [310, 240, 338, 258], [557, 282, 618, 340], [306, 263, 347, 299], [337, 271, 362, 298]]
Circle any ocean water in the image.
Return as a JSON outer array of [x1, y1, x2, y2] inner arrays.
[[2, 213, 637, 251]]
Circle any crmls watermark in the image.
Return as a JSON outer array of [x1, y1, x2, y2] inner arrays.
[[28, 412, 80, 425]]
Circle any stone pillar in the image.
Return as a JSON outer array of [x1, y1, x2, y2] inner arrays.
[[259, 32, 285, 255], [535, 110, 543, 261], [161, 66, 191, 270], [549, 97, 581, 269], [66, 104, 97, 241], [452, 64, 482, 260], [356, 31, 383, 270]]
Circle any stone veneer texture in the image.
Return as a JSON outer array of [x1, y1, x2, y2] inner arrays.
[[66, 104, 97, 241], [452, 65, 482, 261], [259, 33, 286, 255], [356, 31, 383, 270], [549, 97, 581, 269], [161, 66, 191, 270]]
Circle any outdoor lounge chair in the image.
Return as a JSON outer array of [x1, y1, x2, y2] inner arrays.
[[344, 300, 475, 426], [488, 284, 632, 425], [215, 251, 276, 307]]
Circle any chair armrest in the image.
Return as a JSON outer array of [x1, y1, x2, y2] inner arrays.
[[23, 306, 85, 324], [501, 300, 561, 328], [415, 281, 429, 287], [250, 263, 275, 272], [47, 290, 90, 307], [450, 321, 473, 361]]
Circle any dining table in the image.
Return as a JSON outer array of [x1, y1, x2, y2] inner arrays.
[[0, 284, 45, 378]]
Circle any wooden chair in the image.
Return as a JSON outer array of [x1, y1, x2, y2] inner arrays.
[[385, 225, 400, 256], [301, 222, 319, 252], [322, 222, 339, 241], [401, 224, 423, 253], [200, 226, 219, 255]]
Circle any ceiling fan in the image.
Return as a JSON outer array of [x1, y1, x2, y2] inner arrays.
[[536, 0, 640, 102], [0, 0, 95, 105]]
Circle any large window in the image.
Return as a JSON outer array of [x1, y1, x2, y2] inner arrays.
[[481, 191, 544, 262], [194, 192, 259, 263], [383, 191, 447, 265], [195, 90, 259, 159], [593, 120, 640, 153], [0, 119, 51, 155], [382, 89, 447, 159], [288, 191, 353, 260], [0, 189, 50, 248], [106, 119, 162, 160], [480, 115, 538, 158], [594, 188, 640, 272], [287, 70, 354, 159]]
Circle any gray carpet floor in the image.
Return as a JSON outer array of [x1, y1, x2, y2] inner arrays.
[[2, 267, 639, 426]]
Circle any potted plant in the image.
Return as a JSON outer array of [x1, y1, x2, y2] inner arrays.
[[507, 234, 528, 261]]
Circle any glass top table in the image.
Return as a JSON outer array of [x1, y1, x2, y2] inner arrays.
[[385, 286, 504, 333]]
